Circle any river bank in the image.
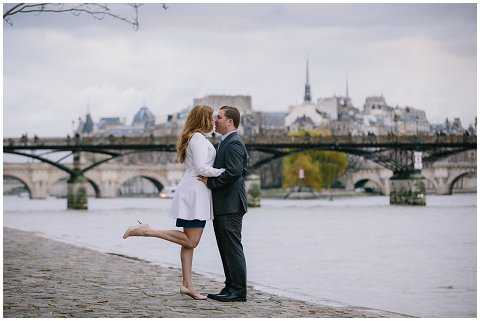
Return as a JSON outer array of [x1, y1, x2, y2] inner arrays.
[[3, 227, 410, 317]]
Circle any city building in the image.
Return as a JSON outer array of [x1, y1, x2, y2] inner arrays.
[[360, 95, 395, 135], [97, 117, 126, 131], [193, 95, 252, 115], [257, 111, 289, 135], [316, 96, 340, 120], [285, 105, 329, 131], [285, 60, 330, 131], [431, 117, 466, 135], [393, 106, 430, 135], [151, 107, 191, 137], [131, 105, 156, 129], [76, 105, 157, 137], [81, 113, 95, 136]]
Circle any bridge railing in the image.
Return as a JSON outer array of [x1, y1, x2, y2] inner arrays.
[[4, 135, 181, 147], [243, 134, 477, 145], [3, 134, 477, 147]]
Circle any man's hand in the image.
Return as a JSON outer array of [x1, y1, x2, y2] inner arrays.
[[197, 175, 208, 185]]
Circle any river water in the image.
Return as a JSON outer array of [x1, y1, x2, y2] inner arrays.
[[3, 194, 476, 317]]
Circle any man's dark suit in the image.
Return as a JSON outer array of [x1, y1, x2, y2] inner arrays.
[[207, 131, 248, 296]]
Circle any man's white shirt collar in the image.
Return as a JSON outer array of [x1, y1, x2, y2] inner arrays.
[[220, 129, 237, 141]]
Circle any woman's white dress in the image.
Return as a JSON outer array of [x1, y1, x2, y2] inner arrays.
[[170, 132, 224, 221]]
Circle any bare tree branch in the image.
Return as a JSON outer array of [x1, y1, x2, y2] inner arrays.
[[3, 3, 163, 30], [3, 3, 27, 18]]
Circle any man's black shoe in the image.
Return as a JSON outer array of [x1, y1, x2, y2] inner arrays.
[[207, 288, 230, 300], [207, 292, 246, 302], [208, 287, 231, 296], [219, 287, 230, 295], [207, 293, 224, 300]]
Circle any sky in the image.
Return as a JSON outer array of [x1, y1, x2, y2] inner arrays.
[[3, 3, 477, 137]]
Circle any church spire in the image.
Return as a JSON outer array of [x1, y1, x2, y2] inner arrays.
[[345, 73, 349, 98], [304, 58, 312, 104]]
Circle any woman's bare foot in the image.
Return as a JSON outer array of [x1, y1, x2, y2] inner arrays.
[[122, 224, 149, 239], [180, 285, 207, 300]]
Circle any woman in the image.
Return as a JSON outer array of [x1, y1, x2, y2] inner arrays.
[[122, 105, 224, 300]]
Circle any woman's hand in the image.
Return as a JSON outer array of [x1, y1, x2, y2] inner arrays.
[[197, 176, 208, 185]]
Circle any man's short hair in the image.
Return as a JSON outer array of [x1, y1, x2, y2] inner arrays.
[[220, 105, 241, 128]]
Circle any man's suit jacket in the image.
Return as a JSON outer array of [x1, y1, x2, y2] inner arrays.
[[207, 132, 248, 216]]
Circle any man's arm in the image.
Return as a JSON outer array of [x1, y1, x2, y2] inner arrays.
[[206, 141, 245, 190]]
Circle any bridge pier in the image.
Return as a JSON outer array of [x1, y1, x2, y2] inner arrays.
[[30, 181, 49, 199], [246, 174, 261, 207], [67, 174, 88, 210], [67, 152, 88, 210], [436, 184, 452, 195], [98, 182, 118, 198], [389, 170, 426, 206]]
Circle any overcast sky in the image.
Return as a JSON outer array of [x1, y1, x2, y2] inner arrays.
[[3, 3, 477, 137]]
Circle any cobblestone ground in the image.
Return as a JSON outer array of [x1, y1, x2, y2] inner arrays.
[[4, 227, 410, 318]]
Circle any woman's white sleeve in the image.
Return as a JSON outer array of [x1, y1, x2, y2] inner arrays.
[[189, 134, 225, 177]]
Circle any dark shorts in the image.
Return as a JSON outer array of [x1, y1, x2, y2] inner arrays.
[[176, 218, 206, 229]]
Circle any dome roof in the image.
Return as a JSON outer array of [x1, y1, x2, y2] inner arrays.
[[132, 106, 156, 128]]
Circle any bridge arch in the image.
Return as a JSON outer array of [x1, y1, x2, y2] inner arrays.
[[3, 174, 33, 198], [86, 178, 102, 198], [117, 174, 166, 196], [448, 171, 477, 194], [49, 176, 102, 198], [421, 175, 439, 194], [353, 178, 385, 195]]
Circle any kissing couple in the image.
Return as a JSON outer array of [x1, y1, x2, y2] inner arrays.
[[123, 105, 248, 302]]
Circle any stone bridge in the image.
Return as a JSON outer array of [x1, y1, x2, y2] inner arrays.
[[345, 155, 476, 195], [4, 162, 184, 199], [5, 159, 475, 200]]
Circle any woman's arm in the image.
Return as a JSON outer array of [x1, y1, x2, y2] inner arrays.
[[206, 141, 245, 190], [189, 133, 225, 177]]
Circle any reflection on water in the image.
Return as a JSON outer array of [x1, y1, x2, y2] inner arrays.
[[3, 194, 476, 317]]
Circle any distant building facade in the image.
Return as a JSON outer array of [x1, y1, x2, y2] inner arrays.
[[76, 105, 157, 138], [151, 108, 190, 137], [193, 95, 252, 115], [283, 61, 441, 137], [393, 106, 430, 135], [70, 68, 474, 192]]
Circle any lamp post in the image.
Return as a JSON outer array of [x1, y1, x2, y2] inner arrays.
[[298, 168, 305, 192]]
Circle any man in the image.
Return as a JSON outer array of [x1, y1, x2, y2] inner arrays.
[[198, 105, 248, 302]]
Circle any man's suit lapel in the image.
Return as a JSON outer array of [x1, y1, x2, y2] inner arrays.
[[217, 132, 238, 158]]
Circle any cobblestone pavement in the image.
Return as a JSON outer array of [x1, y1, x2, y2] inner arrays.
[[4, 227, 411, 317]]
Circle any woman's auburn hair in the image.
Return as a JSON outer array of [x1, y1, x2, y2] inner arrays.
[[176, 105, 214, 163]]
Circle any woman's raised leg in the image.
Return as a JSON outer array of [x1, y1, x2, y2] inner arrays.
[[123, 224, 195, 248]]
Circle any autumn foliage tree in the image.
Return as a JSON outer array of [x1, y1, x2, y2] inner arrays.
[[283, 153, 323, 191], [282, 130, 349, 191]]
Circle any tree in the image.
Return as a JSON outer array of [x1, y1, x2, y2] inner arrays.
[[282, 130, 349, 191], [3, 3, 162, 30], [283, 153, 323, 191], [308, 150, 348, 187]]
